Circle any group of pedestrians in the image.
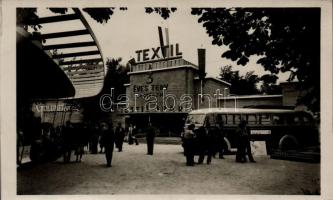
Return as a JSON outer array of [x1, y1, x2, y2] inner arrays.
[[96, 122, 129, 167], [183, 123, 225, 166], [94, 121, 158, 167], [33, 118, 256, 168], [183, 119, 255, 166], [62, 121, 89, 163], [60, 121, 145, 167]]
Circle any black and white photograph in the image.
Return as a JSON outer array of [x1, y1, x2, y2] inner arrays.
[[1, 0, 333, 199]]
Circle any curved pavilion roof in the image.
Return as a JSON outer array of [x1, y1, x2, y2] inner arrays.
[[23, 8, 106, 99], [17, 27, 75, 99]]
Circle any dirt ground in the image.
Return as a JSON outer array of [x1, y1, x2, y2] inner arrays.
[[17, 143, 320, 195]]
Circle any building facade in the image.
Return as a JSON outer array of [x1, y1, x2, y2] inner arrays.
[[122, 56, 230, 135]]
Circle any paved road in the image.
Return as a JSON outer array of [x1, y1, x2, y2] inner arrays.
[[17, 143, 320, 195]]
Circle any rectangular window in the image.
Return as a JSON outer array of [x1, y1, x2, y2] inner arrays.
[[186, 114, 205, 125], [259, 114, 271, 125], [302, 115, 312, 124], [222, 114, 228, 124], [216, 114, 227, 125], [227, 115, 234, 124], [247, 114, 257, 125], [206, 114, 216, 127], [272, 115, 284, 125], [234, 114, 242, 125]]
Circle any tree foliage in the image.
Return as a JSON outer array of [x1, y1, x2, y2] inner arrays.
[[16, 8, 41, 30], [82, 8, 115, 24], [219, 65, 260, 95], [260, 74, 281, 95], [17, 7, 174, 29], [192, 8, 320, 112], [81, 58, 129, 120], [100, 58, 130, 99], [145, 7, 177, 19]]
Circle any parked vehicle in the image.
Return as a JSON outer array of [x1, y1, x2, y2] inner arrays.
[[183, 108, 319, 154]]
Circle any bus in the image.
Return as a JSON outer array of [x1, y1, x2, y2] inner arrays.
[[184, 108, 319, 154]]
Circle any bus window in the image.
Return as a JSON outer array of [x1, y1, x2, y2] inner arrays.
[[294, 116, 301, 124], [227, 115, 234, 124], [205, 115, 216, 127], [272, 115, 284, 125], [234, 114, 242, 125], [215, 114, 225, 128], [219, 114, 227, 124], [259, 114, 271, 125], [286, 114, 300, 124], [247, 114, 257, 125], [302, 114, 313, 124], [186, 114, 205, 125], [216, 114, 223, 124]]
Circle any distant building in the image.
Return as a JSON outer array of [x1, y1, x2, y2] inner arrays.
[[122, 55, 230, 135], [217, 81, 304, 110], [218, 94, 283, 109]]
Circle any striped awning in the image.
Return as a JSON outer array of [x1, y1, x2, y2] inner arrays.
[[25, 8, 106, 98]]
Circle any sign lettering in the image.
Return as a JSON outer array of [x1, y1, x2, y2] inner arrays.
[[135, 43, 182, 62]]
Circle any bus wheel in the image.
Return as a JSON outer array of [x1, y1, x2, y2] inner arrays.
[[223, 137, 231, 153], [279, 135, 299, 150]]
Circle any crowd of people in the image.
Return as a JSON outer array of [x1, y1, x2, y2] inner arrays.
[[22, 118, 255, 168], [183, 119, 256, 166], [59, 121, 145, 167], [23, 120, 145, 166]]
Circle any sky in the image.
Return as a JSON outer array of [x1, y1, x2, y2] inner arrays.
[[36, 7, 290, 83]]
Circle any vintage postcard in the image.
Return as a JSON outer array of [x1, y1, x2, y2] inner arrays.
[[1, 0, 332, 199]]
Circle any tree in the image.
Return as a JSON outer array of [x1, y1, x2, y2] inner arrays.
[[100, 57, 130, 99], [260, 74, 281, 95], [145, 7, 177, 19], [80, 58, 129, 121], [192, 8, 320, 112], [219, 65, 260, 95], [17, 7, 174, 30]]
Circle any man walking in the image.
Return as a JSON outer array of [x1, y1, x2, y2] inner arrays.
[[132, 125, 139, 145], [197, 117, 214, 165], [196, 128, 208, 164], [100, 122, 115, 167], [236, 120, 255, 163], [115, 122, 125, 152], [183, 124, 195, 166], [146, 122, 156, 155], [63, 121, 74, 163], [216, 116, 225, 159], [243, 120, 256, 163], [127, 124, 139, 145]]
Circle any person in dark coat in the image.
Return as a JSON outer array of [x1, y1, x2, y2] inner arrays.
[[90, 123, 100, 154], [196, 127, 205, 164], [81, 122, 90, 152], [75, 123, 85, 162], [127, 124, 133, 145], [216, 116, 225, 159], [99, 132, 105, 153], [128, 124, 139, 145], [235, 120, 256, 163], [183, 124, 196, 166], [132, 125, 139, 145], [243, 120, 256, 163], [205, 129, 215, 164], [197, 116, 215, 165], [115, 123, 125, 152], [146, 122, 156, 155], [100, 122, 115, 167], [210, 127, 220, 159], [63, 121, 74, 163]]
